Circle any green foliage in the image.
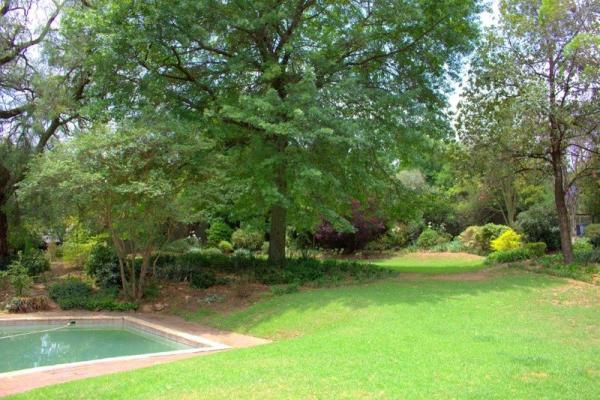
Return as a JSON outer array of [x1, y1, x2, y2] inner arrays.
[[61, 222, 106, 268], [49, 278, 137, 311], [524, 242, 547, 257], [584, 224, 600, 248], [459, 224, 509, 253], [218, 240, 234, 254], [478, 224, 509, 252], [20, 249, 50, 276], [191, 270, 218, 289], [528, 254, 600, 283], [458, 225, 482, 252], [269, 283, 300, 296], [490, 228, 522, 252], [416, 228, 451, 249], [5, 254, 32, 296], [231, 229, 263, 251], [85, 243, 120, 289], [157, 252, 395, 288], [206, 220, 233, 247], [573, 238, 593, 253], [49, 278, 94, 301], [517, 204, 561, 250], [5, 296, 51, 313], [486, 248, 532, 264], [7, 225, 42, 254], [62, 0, 480, 264]]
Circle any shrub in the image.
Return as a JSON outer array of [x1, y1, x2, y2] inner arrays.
[[6, 255, 32, 296], [584, 224, 600, 248], [486, 248, 532, 264], [218, 240, 234, 254], [478, 224, 509, 252], [459, 224, 509, 254], [233, 248, 252, 258], [191, 269, 218, 289], [85, 243, 120, 288], [5, 296, 51, 313], [21, 249, 50, 276], [314, 200, 386, 253], [458, 226, 482, 252], [231, 229, 264, 251], [516, 203, 561, 250], [49, 278, 137, 311], [573, 248, 600, 265], [199, 247, 223, 257], [206, 219, 233, 247], [416, 228, 451, 249], [573, 237, 593, 253], [490, 228, 522, 252], [49, 278, 94, 301], [524, 242, 547, 257]]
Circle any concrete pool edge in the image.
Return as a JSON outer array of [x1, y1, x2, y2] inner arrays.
[[0, 315, 231, 379], [0, 313, 270, 396]]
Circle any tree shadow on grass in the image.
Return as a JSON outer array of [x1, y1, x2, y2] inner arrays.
[[211, 269, 566, 336]]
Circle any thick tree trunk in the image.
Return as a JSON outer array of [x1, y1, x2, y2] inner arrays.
[[552, 159, 573, 263], [268, 203, 287, 267]]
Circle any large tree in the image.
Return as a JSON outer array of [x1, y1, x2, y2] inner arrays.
[[66, 0, 480, 265], [459, 0, 600, 262], [0, 0, 87, 265]]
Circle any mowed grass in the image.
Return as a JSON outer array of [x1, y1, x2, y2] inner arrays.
[[11, 261, 600, 400], [371, 251, 485, 273]]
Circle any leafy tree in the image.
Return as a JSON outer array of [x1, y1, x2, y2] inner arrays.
[[64, 0, 480, 265], [0, 0, 88, 265], [20, 122, 209, 299], [458, 0, 600, 262]]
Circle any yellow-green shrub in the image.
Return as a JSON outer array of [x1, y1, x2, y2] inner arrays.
[[490, 228, 522, 252]]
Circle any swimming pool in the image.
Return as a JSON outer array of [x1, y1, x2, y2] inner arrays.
[[0, 317, 229, 375]]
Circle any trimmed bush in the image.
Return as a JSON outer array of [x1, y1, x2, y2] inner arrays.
[[459, 224, 509, 254], [416, 228, 451, 249], [490, 229, 522, 252], [218, 240, 234, 254], [584, 224, 600, 248], [524, 242, 547, 257], [206, 220, 233, 247], [231, 229, 263, 251], [487, 248, 532, 264]]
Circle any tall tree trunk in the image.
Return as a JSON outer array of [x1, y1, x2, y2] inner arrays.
[[268, 203, 286, 267], [552, 156, 574, 263]]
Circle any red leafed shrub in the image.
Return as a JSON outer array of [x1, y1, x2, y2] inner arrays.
[[315, 200, 386, 253]]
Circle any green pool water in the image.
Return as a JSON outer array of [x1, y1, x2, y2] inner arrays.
[[0, 324, 191, 373]]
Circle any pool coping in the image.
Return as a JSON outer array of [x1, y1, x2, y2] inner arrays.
[[0, 315, 231, 379]]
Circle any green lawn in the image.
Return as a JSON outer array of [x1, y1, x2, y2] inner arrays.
[[11, 262, 600, 399], [370, 252, 486, 273]]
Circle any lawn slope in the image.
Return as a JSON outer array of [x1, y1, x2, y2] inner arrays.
[[10, 270, 600, 399]]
